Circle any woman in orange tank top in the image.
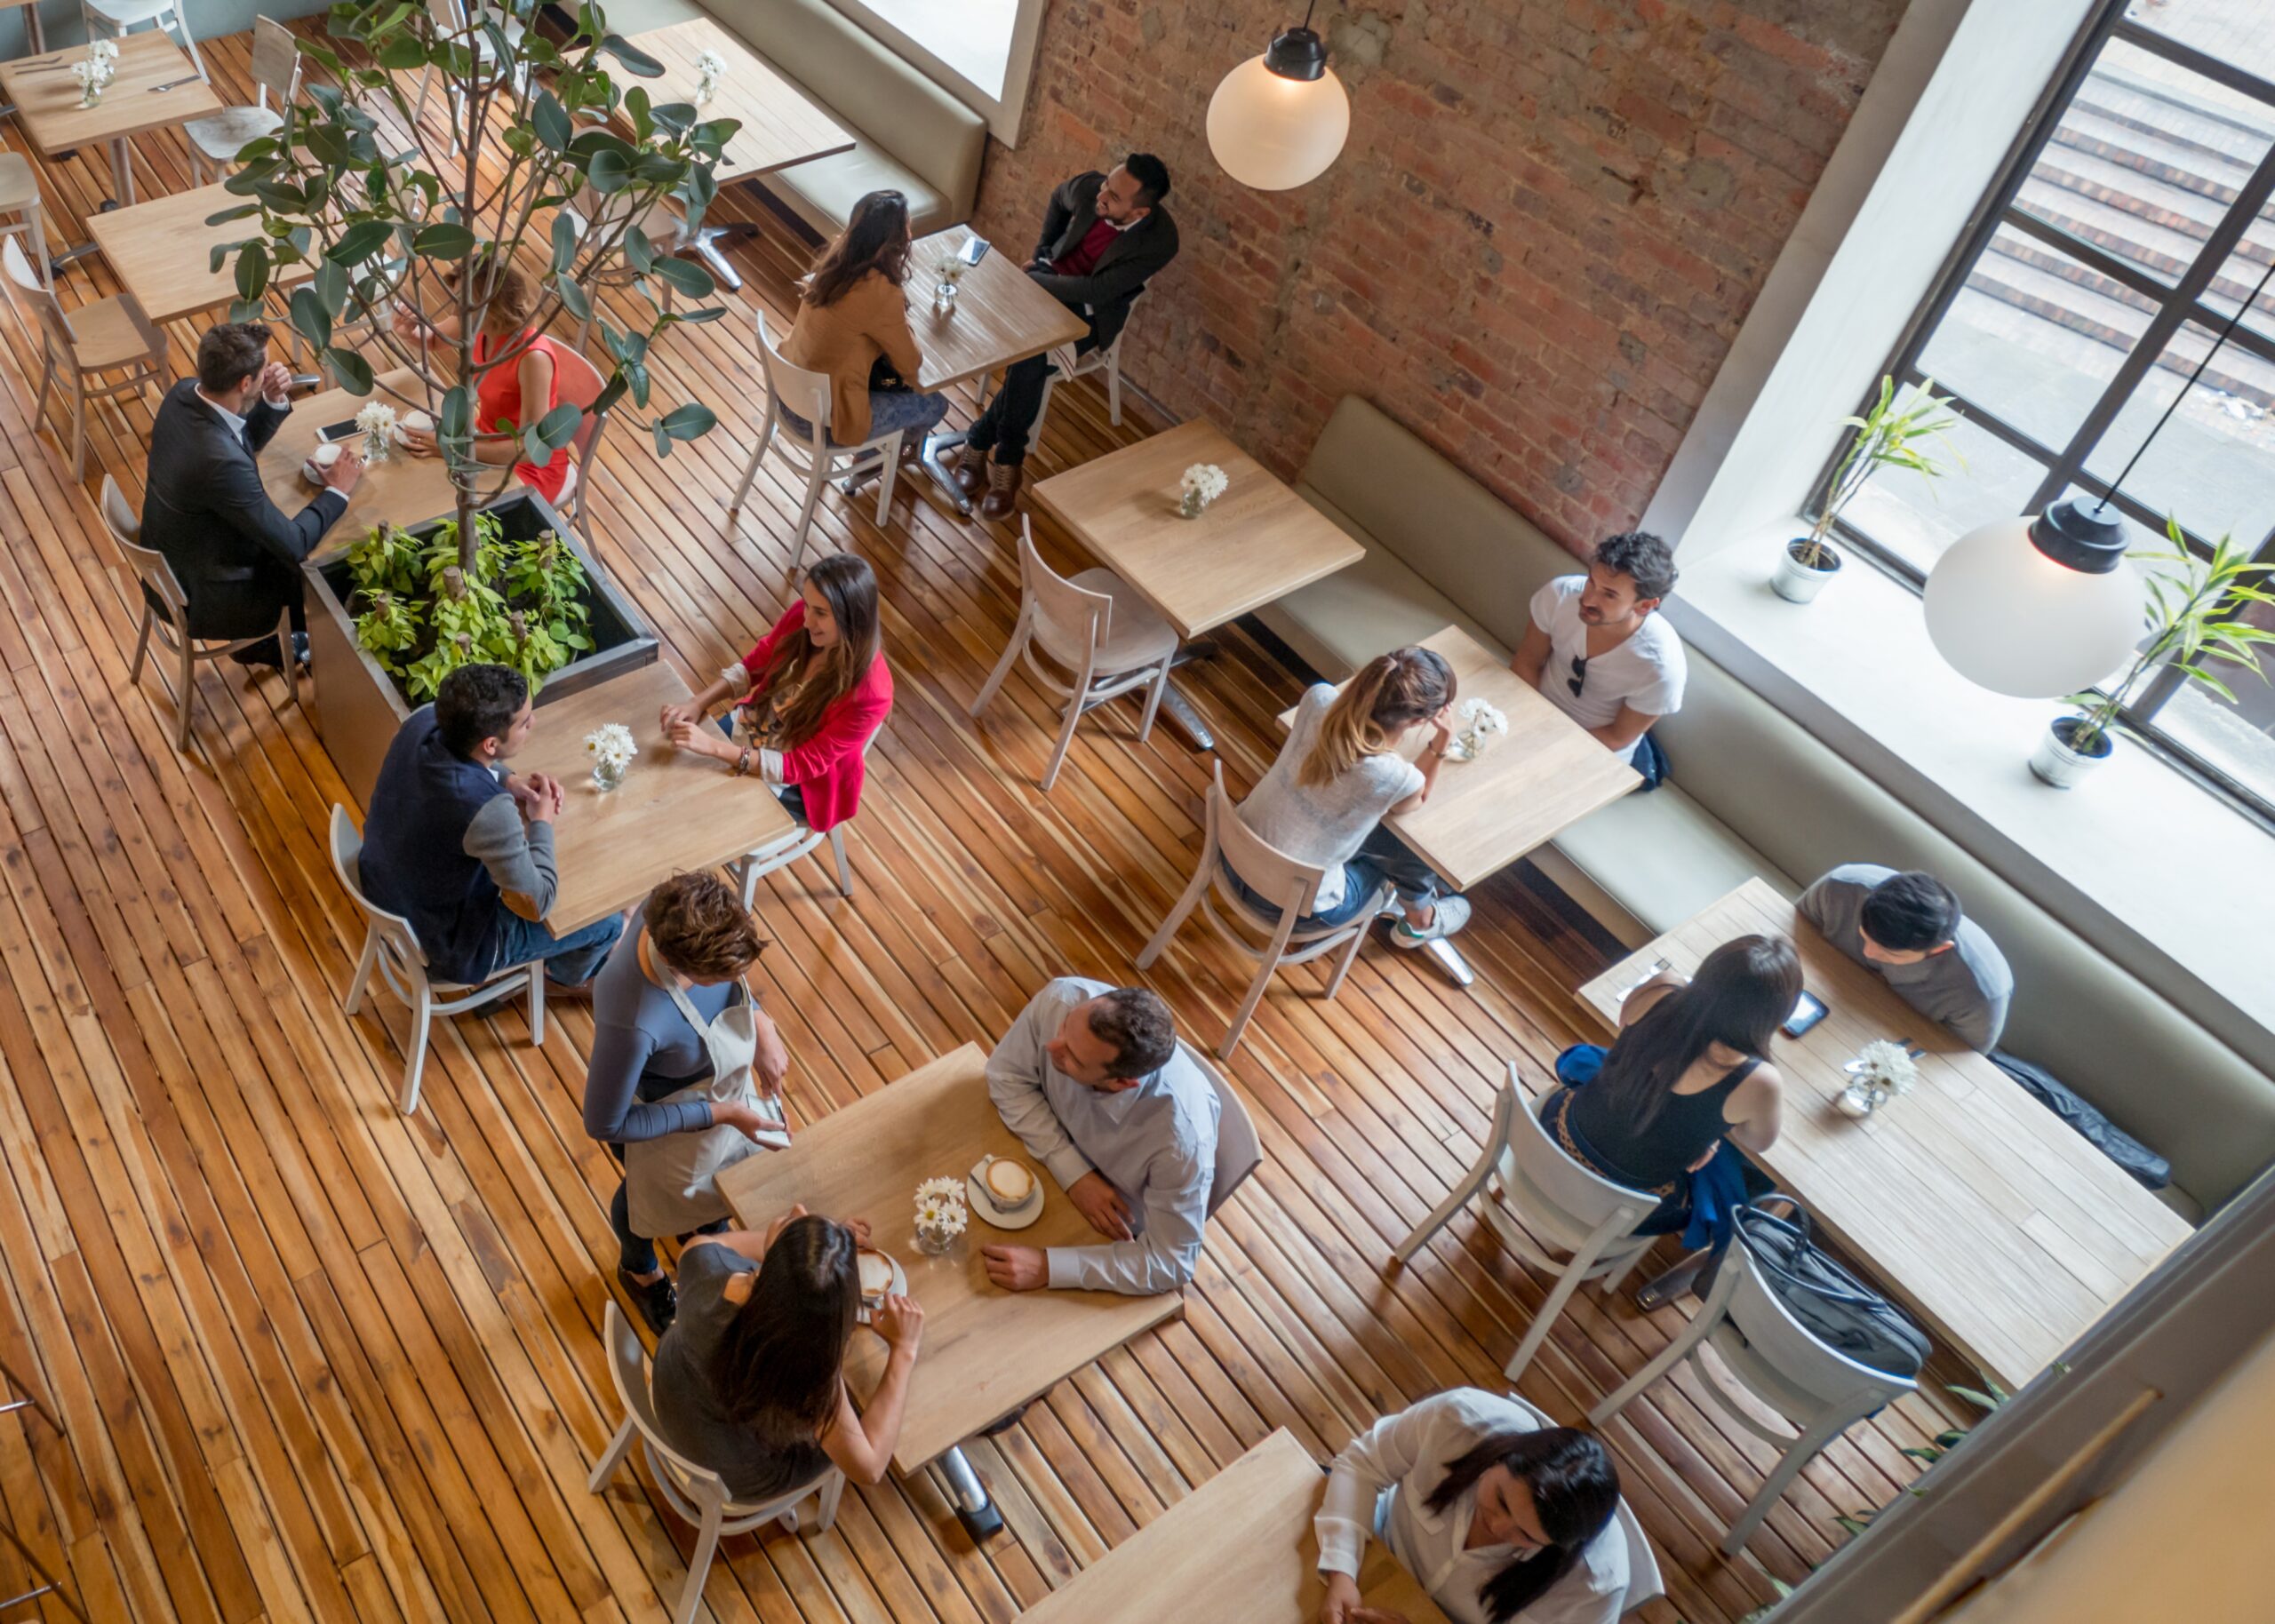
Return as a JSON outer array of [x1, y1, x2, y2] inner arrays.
[[393, 255, 574, 504]]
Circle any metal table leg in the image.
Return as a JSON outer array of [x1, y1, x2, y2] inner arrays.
[[1419, 935, 1476, 988], [915, 426, 974, 516], [686, 222, 754, 291], [932, 1445, 1005, 1540], [110, 133, 133, 205]]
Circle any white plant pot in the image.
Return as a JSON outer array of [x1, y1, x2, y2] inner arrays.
[[2029, 717, 2114, 789], [1771, 538, 1841, 604]]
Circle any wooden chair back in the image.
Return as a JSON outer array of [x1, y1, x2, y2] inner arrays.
[[1016, 522, 1112, 673], [1183, 1042, 1263, 1217], [328, 805, 436, 987], [116, 534, 188, 625], [1207, 760, 1326, 921], [251, 15, 301, 107], [752, 306, 833, 446], [1717, 1238, 1918, 1412]]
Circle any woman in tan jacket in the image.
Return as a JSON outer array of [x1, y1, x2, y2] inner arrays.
[[779, 189, 949, 446]]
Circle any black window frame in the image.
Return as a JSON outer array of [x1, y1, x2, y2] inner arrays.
[[1813, 0, 2275, 832]]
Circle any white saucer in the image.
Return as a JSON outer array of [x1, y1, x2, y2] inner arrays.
[[855, 1252, 907, 1325], [968, 1159, 1043, 1230]]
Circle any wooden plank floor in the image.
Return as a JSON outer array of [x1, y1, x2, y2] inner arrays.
[[0, 26, 1972, 1624]]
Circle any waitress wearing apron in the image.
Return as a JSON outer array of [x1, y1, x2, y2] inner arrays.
[[583, 873, 791, 1333]]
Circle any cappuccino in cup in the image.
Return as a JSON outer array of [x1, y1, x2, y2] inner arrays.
[[856, 1248, 893, 1299], [985, 1158, 1035, 1207]]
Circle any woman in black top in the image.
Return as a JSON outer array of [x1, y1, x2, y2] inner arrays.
[[1544, 934, 1796, 1231]]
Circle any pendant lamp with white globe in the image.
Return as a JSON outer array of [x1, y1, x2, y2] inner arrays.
[[1922, 498, 2141, 697], [1207, 4, 1349, 191]]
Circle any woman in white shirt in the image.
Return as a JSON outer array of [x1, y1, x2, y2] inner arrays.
[[1317, 1389, 1629, 1624], [1235, 647, 1472, 949]]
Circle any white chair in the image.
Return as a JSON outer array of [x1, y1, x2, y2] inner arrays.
[[1394, 1063, 1661, 1382], [588, 1302, 845, 1624], [329, 805, 547, 1116], [108, 475, 299, 751], [730, 728, 882, 908], [977, 290, 1143, 440], [3, 237, 166, 480], [968, 519, 1177, 792], [412, 0, 529, 156], [727, 307, 905, 572], [79, 0, 204, 81], [1186, 1042, 1263, 1217], [1138, 760, 1394, 1061], [1588, 1223, 1918, 1556], [185, 17, 299, 183], [1497, 1391, 1664, 1615]]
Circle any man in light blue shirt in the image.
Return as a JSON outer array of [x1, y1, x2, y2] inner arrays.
[[982, 977, 1220, 1296]]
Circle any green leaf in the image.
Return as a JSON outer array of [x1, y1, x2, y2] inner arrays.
[[622, 226, 655, 274], [440, 385, 472, 442], [412, 220, 479, 259], [657, 402, 715, 441], [289, 286, 333, 349], [550, 211, 579, 274], [323, 348, 374, 392], [652, 421, 674, 458], [314, 257, 349, 319], [533, 402, 584, 450], [586, 147, 632, 194], [652, 256, 713, 299], [554, 276, 592, 322], [331, 219, 395, 264], [600, 32, 663, 75], [203, 203, 261, 227], [235, 241, 271, 303]]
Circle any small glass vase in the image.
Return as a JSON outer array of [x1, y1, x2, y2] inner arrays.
[[363, 428, 393, 466], [591, 760, 627, 793], [1836, 1079, 1888, 1118], [913, 1222, 956, 1256], [1180, 490, 1210, 520], [932, 276, 960, 311]]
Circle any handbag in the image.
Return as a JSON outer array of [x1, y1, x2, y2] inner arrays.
[[622, 975, 785, 1237], [1732, 1195, 1929, 1380]]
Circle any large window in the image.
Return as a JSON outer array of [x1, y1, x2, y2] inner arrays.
[[1831, 0, 2275, 821], [824, 0, 1048, 145]]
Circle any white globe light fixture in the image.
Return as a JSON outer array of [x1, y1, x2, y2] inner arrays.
[[1923, 498, 2143, 697], [1207, 8, 1349, 192]]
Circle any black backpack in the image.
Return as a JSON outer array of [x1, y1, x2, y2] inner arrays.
[[1732, 1197, 1930, 1381]]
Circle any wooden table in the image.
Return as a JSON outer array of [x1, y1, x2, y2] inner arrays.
[[1577, 879, 2194, 1390], [511, 662, 798, 935], [0, 34, 222, 237], [1015, 1429, 1452, 1624], [87, 181, 313, 325], [619, 18, 853, 290], [261, 370, 459, 537], [716, 1043, 1183, 1537]]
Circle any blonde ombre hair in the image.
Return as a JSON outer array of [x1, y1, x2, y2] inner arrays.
[[1297, 647, 1456, 790]]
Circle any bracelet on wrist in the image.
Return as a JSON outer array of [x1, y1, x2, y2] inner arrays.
[[733, 745, 754, 777]]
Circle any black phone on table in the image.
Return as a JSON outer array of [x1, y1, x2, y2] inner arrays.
[[315, 419, 361, 443], [958, 235, 991, 267], [1782, 990, 1829, 1039]]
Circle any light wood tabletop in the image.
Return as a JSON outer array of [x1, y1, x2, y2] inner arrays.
[[261, 371, 459, 537], [0, 32, 223, 155], [1031, 419, 1365, 641], [511, 661, 797, 936], [1576, 878, 2193, 1390], [1275, 625, 1640, 892], [1015, 1429, 1453, 1624], [905, 225, 1090, 393], [87, 181, 314, 326], [716, 1043, 1184, 1476], [621, 19, 855, 184]]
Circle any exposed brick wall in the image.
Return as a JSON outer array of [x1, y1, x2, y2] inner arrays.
[[973, 0, 1907, 553]]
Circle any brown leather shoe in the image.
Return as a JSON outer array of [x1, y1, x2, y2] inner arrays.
[[978, 458, 1023, 522], [949, 442, 989, 496]]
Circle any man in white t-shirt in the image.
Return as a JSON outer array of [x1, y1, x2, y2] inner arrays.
[[1511, 531, 1686, 771]]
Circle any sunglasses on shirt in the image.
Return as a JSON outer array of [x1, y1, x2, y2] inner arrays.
[[1568, 654, 1588, 698]]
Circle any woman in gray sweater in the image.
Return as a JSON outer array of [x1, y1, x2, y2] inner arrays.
[[584, 873, 791, 1332]]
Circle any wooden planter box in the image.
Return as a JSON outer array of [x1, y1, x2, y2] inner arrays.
[[304, 490, 659, 806]]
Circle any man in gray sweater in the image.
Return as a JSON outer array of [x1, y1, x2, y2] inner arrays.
[[1798, 864, 2013, 1052], [357, 663, 622, 989]]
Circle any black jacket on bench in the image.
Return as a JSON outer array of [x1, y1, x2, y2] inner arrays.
[[1024, 171, 1179, 352]]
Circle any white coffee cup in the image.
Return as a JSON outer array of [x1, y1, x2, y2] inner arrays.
[[399, 409, 434, 441], [304, 440, 342, 484], [983, 1157, 1035, 1207], [856, 1248, 893, 1299]]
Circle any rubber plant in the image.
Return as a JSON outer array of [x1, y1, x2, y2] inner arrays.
[[208, 0, 731, 690]]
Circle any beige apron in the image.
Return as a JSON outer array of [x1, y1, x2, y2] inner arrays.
[[622, 972, 780, 1236]]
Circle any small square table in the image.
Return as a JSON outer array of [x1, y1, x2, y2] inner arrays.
[[1278, 625, 1640, 986], [716, 1042, 1183, 1539], [619, 18, 854, 289], [1015, 1429, 1453, 1624], [259, 370, 459, 537], [0, 34, 222, 265], [88, 181, 314, 325], [1032, 418, 1364, 748], [1577, 879, 2193, 1390], [510, 663, 800, 935], [900, 224, 1090, 516]]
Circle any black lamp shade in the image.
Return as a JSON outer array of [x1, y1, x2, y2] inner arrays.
[[1263, 25, 1329, 81]]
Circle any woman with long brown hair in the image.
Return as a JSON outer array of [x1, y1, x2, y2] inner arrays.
[[779, 188, 949, 446], [1233, 646, 1473, 948], [659, 553, 892, 832], [651, 1205, 924, 1499], [393, 254, 578, 504]]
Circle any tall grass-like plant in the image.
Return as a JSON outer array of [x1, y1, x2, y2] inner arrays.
[[210, 0, 733, 575], [2059, 521, 2275, 753], [1800, 377, 1960, 568]]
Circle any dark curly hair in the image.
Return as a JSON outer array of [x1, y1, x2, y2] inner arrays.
[[1592, 531, 1678, 603]]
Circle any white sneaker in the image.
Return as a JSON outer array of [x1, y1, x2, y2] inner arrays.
[[1389, 895, 1471, 948]]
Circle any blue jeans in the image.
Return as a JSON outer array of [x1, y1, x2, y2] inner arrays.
[[778, 388, 948, 445], [483, 908, 623, 985], [1222, 824, 1441, 929]]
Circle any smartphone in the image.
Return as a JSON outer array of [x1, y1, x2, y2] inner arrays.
[[315, 418, 361, 443], [958, 234, 991, 267], [1783, 990, 1830, 1039]]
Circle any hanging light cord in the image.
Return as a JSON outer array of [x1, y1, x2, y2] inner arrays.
[[2094, 243, 2275, 516]]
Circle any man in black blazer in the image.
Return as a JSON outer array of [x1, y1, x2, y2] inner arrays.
[[952, 154, 1180, 521], [142, 322, 364, 667]]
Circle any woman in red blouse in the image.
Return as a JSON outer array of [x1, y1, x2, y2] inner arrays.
[[393, 256, 575, 505], [659, 553, 891, 830]]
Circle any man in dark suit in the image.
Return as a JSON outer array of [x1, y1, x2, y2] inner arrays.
[[142, 322, 364, 668], [951, 154, 1180, 521]]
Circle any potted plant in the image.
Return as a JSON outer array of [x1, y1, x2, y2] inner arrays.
[[1775, 376, 1957, 604], [2032, 521, 2274, 789], [209, 0, 736, 784]]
